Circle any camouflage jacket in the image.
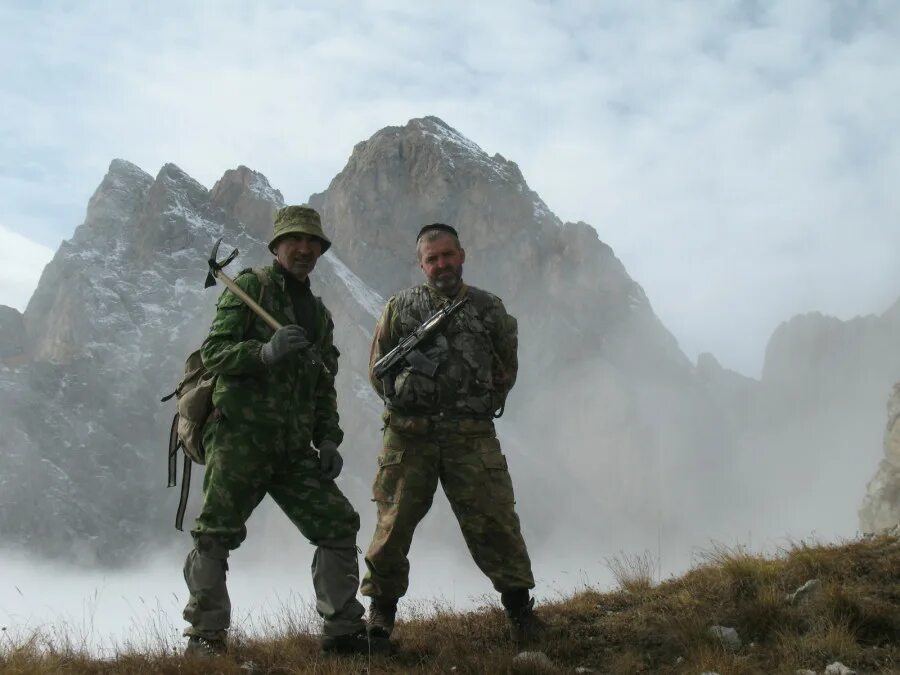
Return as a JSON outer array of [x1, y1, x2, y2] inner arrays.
[[201, 263, 342, 449], [369, 283, 518, 418]]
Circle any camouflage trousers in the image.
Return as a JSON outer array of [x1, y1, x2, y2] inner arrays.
[[183, 415, 364, 640], [360, 418, 535, 599]]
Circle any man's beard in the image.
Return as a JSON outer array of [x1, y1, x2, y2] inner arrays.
[[430, 264, 463, 294], [287, 257, 316, 278]]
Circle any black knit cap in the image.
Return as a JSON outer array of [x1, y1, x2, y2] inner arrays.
[[416, 223, 459, 242]]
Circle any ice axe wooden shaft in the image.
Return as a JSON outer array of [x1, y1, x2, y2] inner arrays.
[[214, 268, 283, 332], [206, 238, 283, 331]]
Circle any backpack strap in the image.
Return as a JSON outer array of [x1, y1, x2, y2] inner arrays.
[[175, 455, 192, 531], [241, 268, 270, 335], [167, 412, 181, 489]]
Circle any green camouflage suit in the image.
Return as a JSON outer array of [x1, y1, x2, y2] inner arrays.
[[183, 263, 364, 641], [360, 283, 535, 599]]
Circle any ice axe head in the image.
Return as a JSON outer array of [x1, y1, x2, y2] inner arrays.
[[205, 238, 239, 288]]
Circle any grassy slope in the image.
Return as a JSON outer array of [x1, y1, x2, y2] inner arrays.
[[1, 534, 897, 674]]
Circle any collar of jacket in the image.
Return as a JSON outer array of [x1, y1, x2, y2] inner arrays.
[[271, 260, 312, 293], [423, 281, 468, 305]]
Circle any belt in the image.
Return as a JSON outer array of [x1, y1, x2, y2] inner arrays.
[[385, 410, 495, 436]]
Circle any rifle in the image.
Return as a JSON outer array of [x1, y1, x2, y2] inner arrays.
[[373, 296, 470, 397]]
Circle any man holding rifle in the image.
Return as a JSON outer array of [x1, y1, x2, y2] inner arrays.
[[361, 223, 547, 647], [182, 206, 375, 657]]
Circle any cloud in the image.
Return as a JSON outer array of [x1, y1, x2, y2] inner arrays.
[[0, 1, 898, 375], [0, 224, 54, 311]]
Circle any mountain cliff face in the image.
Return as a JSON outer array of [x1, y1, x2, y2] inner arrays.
[[0, 306, 26, 360], [210, 166, 284, 241], [1, 116, 896, 566], [859, 383, 900, 533]]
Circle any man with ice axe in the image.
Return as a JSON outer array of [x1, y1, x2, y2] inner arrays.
[[182, 205, 378, 657]]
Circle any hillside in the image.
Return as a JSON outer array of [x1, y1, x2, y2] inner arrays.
[[2, 534, 897, 674]]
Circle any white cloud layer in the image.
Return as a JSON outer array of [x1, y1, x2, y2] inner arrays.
[[0, 1, 898, 375], [0, 224, 54, 312]]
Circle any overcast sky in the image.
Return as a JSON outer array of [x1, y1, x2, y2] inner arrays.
[[1, 1, 897, 377]]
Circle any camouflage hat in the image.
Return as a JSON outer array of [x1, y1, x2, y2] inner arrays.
[[269, 205, 331, 254]]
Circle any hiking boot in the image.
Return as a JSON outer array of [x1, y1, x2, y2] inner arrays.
[[367, 596, 398, 640], [501, 589, 549, 646], [184, 635, 227, 657], [320, 627, 391, 656]]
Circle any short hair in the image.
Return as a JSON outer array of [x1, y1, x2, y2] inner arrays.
[[416, 227, 462, 261], [416, 223, 459, 241]]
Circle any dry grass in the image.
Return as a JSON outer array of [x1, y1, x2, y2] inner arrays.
[[1, 534, 897, 674], [605, 550, 658, 595]]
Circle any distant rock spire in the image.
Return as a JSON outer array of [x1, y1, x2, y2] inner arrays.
[[211, 165, 284, 239]]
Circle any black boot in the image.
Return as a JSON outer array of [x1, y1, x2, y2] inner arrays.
[[501, 589, 548, 646], [320, 627, 383, 655], [184, 635, 227, 657], [367, 596, 398, 641]]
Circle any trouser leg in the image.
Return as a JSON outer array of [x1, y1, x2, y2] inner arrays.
[[269, 449, 364, 636], [184, 416, 268, 639], [441, 435, 535, 592], [183, 534, 232, 640], [361, 430, 439, 599], [312, 536, 366, 636]]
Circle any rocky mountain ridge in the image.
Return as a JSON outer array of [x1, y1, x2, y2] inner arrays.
[[1, 116, 897, 566]]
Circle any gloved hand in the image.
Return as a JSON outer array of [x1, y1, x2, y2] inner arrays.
[[260, 325, 310, 366], [317, 440, 343, 480]]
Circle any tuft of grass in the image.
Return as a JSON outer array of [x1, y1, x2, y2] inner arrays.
[[776, 618, 861, 669], [605, 549, 657, 594], [702, 543, 781, 602]]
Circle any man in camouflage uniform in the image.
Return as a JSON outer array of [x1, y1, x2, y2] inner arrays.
[[182, 205, 376, 657], [360, 223, 547, 646]]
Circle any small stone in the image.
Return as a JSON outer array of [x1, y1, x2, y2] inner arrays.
[[700, 672, 721, 675], [786, 579, 823, 605], [514, 652, 553, 670], [574, 668, 595, 674], [675, 656, 684, 664], [824, 663, 856, 675], [795, 670, 817, 675], [707, 625, 742, 650]]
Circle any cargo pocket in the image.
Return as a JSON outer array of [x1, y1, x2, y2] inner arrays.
[[372, 449, 405, 504], [479, 439, 515, 504]]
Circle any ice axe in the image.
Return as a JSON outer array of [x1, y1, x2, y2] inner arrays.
[[205, 238, 330, 373], [206, 238, 282, 331]]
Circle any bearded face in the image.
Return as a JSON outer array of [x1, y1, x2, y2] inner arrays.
[[418, 234, 465, 295]]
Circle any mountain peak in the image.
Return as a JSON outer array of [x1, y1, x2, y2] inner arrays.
[[77, 159, 154, 242], [406, 116, 524, 184], [210, 166, 284, 239], [108, 158, 152, 181], [156, 163, 207, 193]]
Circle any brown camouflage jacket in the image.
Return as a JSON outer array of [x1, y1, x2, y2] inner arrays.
[[369, 283, 518, 418]]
